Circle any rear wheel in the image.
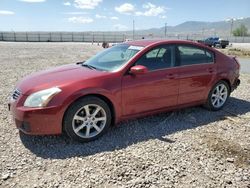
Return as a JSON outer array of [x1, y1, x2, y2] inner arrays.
[[205, 81, 230, 111], [63, 96, 111, 142]]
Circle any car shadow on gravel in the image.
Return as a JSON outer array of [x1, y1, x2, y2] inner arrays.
[[20, 97, 250, 159]]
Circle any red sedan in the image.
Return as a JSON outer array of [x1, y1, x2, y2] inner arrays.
[[9, 40, 240, 142]]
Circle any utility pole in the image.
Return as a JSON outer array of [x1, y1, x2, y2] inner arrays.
[[230, 19, 234, 37], [133, 20, 135, 40], [202, 28, 205, 38], [164, 22, 167, 38]]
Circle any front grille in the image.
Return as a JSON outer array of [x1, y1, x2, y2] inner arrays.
[[12, 89, 21, 100]]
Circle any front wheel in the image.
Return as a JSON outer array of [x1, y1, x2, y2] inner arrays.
[[204, 81, 230, 111], [63, 96, 112, 142]]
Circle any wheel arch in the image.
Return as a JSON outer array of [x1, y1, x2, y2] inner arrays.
[[84, 94, 116, 126], [206, 78, 231, 101], [204, 79, 231, 111], [62, 93, 116, 131], [219, 79, 231, 92]]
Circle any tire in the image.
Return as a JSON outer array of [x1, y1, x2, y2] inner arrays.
[[204, 81, 230, 111], [63, 96, 112, 142], [221, 45, 226, 49]]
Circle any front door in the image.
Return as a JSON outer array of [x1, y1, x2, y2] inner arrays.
[[121, 45, 179, 116]]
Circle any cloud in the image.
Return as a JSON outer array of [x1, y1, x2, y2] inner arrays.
[[95, 14, 106, 19], [110, 16, 119, 20], [74, 0, 102, 9], [113, 24, 128, 31], [115, 3, 135, 14], [159, 15, 167, 19], [19, 0, 46, 2], [136, 3, 166, 16], [63, 12, 88, 15], [115, 2, 167, 17], [68, 16, 93, 24], [0, 10, 15, 15], [63, 2, 71, 6]]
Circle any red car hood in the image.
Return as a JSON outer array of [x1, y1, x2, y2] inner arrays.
[[16, 64, 109, 95]]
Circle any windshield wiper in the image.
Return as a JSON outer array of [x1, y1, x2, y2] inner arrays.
[[76, 61, 85, 65], [82, 64, 97, 70]]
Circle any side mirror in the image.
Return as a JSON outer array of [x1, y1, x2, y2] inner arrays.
[[130, 65, 148, 75]]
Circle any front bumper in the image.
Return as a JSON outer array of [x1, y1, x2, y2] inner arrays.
[[9, 101, 63, 135]]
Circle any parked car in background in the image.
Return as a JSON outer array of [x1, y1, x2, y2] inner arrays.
[[124, 38, 133, 42], [102, 42, 109, 48], [110, 39, 133, 46], [198, 37, 229, 48], [9, 40, 240, 142]]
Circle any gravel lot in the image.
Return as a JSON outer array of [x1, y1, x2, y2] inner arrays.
[[0, 42, 250, 188]]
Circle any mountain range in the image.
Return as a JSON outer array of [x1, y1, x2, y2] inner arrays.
[[125, 17, 250, 36]]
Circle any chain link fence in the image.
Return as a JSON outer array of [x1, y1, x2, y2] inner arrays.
[[1, 31, 250, 43]]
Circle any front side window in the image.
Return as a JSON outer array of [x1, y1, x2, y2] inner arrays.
[[83, 44, 143, 71], [135, 45, 174, 71], [177, 45, 214, 66]]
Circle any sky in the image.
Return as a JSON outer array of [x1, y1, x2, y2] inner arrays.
[[0, 0, 250, 31]]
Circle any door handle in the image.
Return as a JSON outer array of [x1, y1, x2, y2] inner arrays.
[[166, 73, 175, 79], [207, 68, 215, 73]]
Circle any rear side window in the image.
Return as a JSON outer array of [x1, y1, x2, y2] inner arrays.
[[177, 45, 214, 66]]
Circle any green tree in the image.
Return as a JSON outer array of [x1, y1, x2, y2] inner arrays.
[[233, 24, 248, 36]]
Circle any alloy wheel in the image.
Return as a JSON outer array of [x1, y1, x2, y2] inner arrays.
[[72, 104, 107, 138], [211, 83, 228, 108]]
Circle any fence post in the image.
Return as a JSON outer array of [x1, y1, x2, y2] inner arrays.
[[82, 32, 84, 42], [49, 32, 52, 42], [60, 32, 62, 42], [1, 32, 3, 41], [13, 32, 16, 41], [38, 32, 40, 42], [72, 32, 73, 42], [26, 32, 28, 41], [92, 33, 94, 44]]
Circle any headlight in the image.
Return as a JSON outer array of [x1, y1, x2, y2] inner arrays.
[[24, 87, 62, 107]]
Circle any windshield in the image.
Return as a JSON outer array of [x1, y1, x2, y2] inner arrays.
[[83, 44, 143, 71]]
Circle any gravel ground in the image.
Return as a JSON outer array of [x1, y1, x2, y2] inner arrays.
[[0, 42, 250, 188], [218, 43, 250, 58], [231, 43, 250, 50]]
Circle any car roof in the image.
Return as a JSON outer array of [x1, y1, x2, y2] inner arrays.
[[125, 39, 209, 48]]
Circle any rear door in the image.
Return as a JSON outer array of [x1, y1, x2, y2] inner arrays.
[[175, 45, 216, 104]]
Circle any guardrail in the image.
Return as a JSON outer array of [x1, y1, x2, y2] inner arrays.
[[0, 31, 250, 43]]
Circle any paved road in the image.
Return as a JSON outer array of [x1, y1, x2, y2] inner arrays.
[[238, 58, 250, 74]]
